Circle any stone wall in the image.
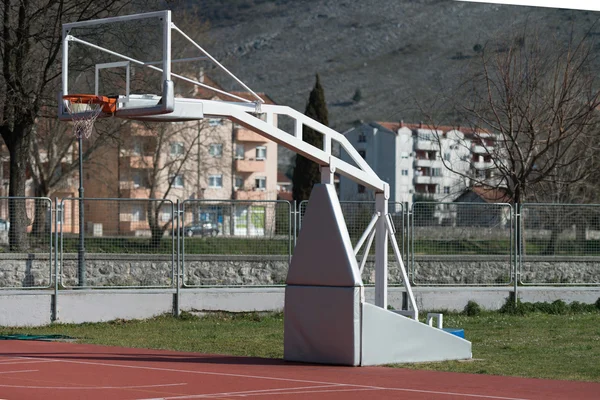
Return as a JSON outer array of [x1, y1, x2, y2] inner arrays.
[[0, 253, 598, 288]]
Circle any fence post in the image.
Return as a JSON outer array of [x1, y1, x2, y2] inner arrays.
[[514, 203, 521, 306], [293, 200, 298, 248], [174, 200, 181, 317], [52, 198, 60, 322]]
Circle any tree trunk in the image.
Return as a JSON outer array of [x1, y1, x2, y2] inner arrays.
[[543, 228, 560, 256], [7, 132, 32, 251], [31, 184, 48, 237], [147, 202, 163, 248]]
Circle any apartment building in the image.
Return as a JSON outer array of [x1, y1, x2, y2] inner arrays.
[[6, 76, 279, 237], [339, 121, 497, 207]]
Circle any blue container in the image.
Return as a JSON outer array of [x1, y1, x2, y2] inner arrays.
[[442, 328, 465, 339]]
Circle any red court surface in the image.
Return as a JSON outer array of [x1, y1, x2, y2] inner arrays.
[[0, 340, 598, 400]]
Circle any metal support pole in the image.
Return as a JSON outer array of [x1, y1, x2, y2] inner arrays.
[[375, 187, 389, 309], [514, 203, 520, 306], [52, 198, 60, 322], [77, 133, 86, 287], [174, 200, 181, 317]]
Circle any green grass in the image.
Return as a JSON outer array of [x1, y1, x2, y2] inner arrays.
[[396, 312, 600, 381], [1, 307, 599, 382]]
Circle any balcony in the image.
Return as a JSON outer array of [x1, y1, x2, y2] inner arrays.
[[414, 159, 435, 168], [472, 144, 493, 154], [473, 161, 493, 170], [414, 175, 443, 185], [414, 140, 436, 151], [235, 159, 265, 173], [234, 189, 268, 201], [120, 188, 164, 199], [235, 128, 268, 143], [122, 155, 153, 169]]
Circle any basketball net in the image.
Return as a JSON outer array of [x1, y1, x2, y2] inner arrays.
[[62, 95, 117, 139]]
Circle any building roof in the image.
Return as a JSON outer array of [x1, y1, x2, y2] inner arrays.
[[459, 186, 512, 204], [277, 172, 292, 184], [376, 121, 489, 136], [277, 191, 293, 201]]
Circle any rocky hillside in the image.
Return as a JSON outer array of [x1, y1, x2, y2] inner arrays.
[[184, 0, 600, 168]]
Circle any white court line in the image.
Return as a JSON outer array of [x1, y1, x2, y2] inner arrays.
[[139, 384, 350, 400], [0, 383, 187, 390], [0, 370, 38, 374], [138, 385, 529, 400], [15, 355, 532, 400], [0, 360, 58, 365]]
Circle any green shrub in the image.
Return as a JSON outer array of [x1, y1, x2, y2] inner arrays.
[[464, 300, 482, 316]]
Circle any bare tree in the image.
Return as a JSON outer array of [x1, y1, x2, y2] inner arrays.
[[422, 25, 600, 256], [0, 0, 157, 250], [29, 112, 125, 236], [120, 119, 230, 247], [437, 26, 600, 205]]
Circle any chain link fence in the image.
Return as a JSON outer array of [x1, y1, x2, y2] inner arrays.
[[520, 204, 600, 285], [0, 197, 53, 288], [0, 197, 599, 289], [59, 198, 176, 288], [411, 202, 513, 285], [181, 200, 292, 287]]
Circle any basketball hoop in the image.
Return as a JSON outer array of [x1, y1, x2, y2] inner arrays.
[[62, 94, 117, 139]]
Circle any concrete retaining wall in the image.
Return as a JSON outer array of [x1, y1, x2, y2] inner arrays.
[[1, 254, 599, 288]]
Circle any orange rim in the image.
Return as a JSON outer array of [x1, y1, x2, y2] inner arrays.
[[63, 94, 117, 113]]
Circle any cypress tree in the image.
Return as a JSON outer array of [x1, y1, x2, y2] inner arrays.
[[292, 74, 329, 202]]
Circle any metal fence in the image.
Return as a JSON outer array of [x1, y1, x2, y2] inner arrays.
[[181, 200, 292, 287], [410, 202, 513, 286], [0, 197, 53, 289], [0, 197, 598, 289], [520, 204, 600, 285]]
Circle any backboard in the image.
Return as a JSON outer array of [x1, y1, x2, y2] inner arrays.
[[59, 10, 175, 120], [59, 10, 266, 122]]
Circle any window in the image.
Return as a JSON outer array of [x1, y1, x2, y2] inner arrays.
[[208, 118, 222, 126], [170, 142, 184, 156], [133, 172, 143, 188], [132, 141, 142, 155], [255, 176, 266, 190], [432, 168, 442, 177], [401, 169, 409, 176], [358, 150, 366, 159], [171, 175, 184, 188], [256, 146, 267, 160], [161, 208, 172, 222], [234, 175, 244, 189], [444, 186, 450, 194], [209, 174, 223, 188], [131, 205, 144, 222], [235, 144, 245, 159], [358, 133, 366, 143], [444, 153, 451, 161], [209, 143, 223, 158], [358, 184, 366, 194]]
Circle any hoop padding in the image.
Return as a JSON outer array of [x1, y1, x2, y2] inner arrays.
[[63, 94, 116, 139]]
